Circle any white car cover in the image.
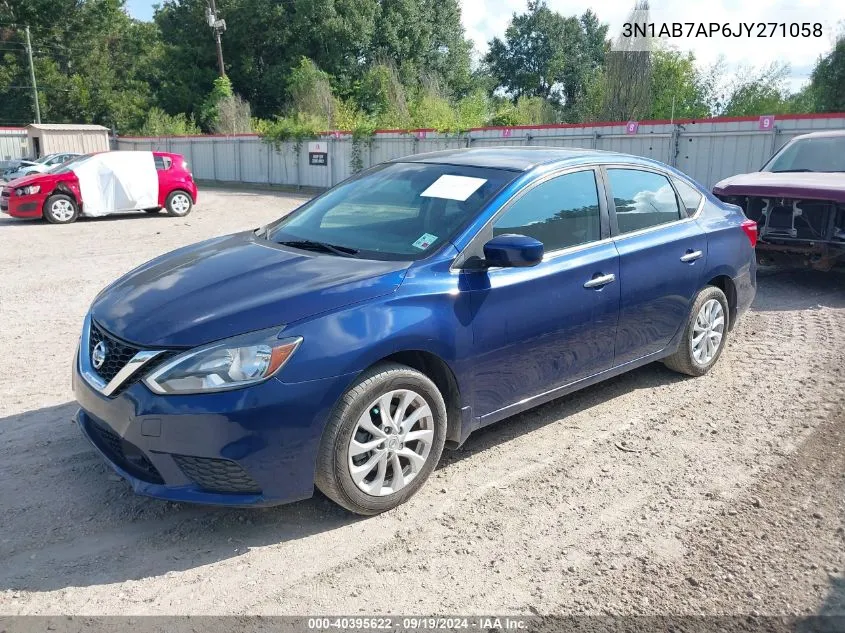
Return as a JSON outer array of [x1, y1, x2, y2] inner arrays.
[[73, 151, 158, 217]]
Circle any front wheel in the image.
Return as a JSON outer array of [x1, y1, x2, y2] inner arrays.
[[664, 285, 729, 377], [43, 194, 79, 224], [164, 190, 193, 217], [315, 362, 447, 515]]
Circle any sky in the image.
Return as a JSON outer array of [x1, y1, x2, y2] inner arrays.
[[126, 0, 842, 92]]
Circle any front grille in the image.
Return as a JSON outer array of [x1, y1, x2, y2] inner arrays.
[[87, 418, 165, 484], [88, 321, 141, 383], [173, 455, 261, 494]]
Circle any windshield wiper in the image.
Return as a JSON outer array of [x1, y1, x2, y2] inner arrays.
[[771, 169, 815, 173], [277, 239, 359, 257]]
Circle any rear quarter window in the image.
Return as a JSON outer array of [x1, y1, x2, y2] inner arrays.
[[672, 178, 704, 216]]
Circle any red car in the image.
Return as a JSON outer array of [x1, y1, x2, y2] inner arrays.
[[1, 151, 198, 224]]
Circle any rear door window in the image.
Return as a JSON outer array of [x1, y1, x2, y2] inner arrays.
[[607, 168, 682, 234]]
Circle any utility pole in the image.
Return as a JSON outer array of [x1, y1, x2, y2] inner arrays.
[[206, 0, 226, 77], [24, 26, 41, 124]]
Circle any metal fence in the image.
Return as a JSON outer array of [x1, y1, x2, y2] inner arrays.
[[5, 114, 843, 188], [115, 114, 845, 190]]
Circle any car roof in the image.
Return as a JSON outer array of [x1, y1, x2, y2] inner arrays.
[[791, 129, 845, 140], [393, 146, 663, 172]]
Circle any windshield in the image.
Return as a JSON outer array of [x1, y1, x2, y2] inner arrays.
[[763, 136, 845, 173], [265, 162, 517, 260], [48, 154, 91, 174]]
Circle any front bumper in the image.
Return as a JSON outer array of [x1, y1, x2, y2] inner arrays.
[[1, 189, 44, 217], [73, 350, 354, 507]]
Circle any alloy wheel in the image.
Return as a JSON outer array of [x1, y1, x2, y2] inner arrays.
[[347, 389, 435, 497], [691, 298, 725, 364], [170, 193, 190, 214], [51, 199, 75, 222]]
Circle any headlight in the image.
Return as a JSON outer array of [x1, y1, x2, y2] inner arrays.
[[15, 184, 40, 196], [143, 329, 302, 395]]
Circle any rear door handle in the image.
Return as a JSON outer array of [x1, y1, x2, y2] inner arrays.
[[584, 273, 616, 289], [680, 250, 703, 263]]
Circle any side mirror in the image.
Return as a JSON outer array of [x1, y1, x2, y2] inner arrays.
[[482, 234, 544, 268]]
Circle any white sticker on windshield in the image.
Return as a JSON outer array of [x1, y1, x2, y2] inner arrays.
[[420, 175, 487, 201], [412, 233, 439, 250]]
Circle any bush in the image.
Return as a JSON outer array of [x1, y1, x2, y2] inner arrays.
[[490, 96, 557, 126], [214, 94, 253, 134], [139, 108, 201, 136], [288, 58, 336, 129]]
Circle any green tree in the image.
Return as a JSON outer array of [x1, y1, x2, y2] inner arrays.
[[720, 63, 792, 116], [370, 0, 472, 97], [809, 37, 845, 112], [649, 48, 710, 119], [0, 0, 165, 131], [484, 1, 606, 115]]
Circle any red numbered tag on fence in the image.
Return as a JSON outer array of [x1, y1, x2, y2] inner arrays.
[[502, 128, 512, 138], [626, 121, 639, 135], [758, 115, 775, 130]]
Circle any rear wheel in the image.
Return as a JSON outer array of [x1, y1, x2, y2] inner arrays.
[[164, 190, 192, 217], [315, 362, 447, 515], [664, 285, 729, 376], [43, 194, 79, 224]]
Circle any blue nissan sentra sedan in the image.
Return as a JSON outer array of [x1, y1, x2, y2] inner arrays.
[[73, 147, 757, 514]]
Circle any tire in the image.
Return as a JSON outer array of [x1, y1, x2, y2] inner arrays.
[[43, 194, 79, 224], [315, 362, 447, 515], [144, 208, 161, 214], [164, 190, 193, 217], [664, 285, 729, 377]]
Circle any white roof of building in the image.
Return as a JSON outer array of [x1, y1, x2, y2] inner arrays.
[[27, 123, 110, 132]]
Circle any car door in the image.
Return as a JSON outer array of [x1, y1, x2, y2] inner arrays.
[[604, 166, 707, 365], [154, 154, 173, 205], [463, 168, 620, 421]]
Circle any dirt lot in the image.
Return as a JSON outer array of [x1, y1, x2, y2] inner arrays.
[[0, 188, 843, 617]]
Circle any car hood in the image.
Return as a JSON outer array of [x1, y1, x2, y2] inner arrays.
[[713, 171, 845, 203], [5, 172, 59, 188], [91, 232, 411, 347]]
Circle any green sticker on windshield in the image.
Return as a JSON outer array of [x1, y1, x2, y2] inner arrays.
[[412, 233, 438, 250]]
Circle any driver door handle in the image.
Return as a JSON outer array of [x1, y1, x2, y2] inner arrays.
[[680, 250, 703, 263], [584, 273, 616, 289]]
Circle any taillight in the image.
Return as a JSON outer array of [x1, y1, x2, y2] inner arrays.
[[741, 219, 758, 248]]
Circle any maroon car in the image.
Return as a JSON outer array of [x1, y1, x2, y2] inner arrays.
[[713, 130, 845, 270]]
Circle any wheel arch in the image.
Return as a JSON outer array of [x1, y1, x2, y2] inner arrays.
[[357, 350, 464, 447], [704, 274, 737, 330], [46, 183, 81, 210], [168, 187, 196, 203], [41, 188, 80, 219]]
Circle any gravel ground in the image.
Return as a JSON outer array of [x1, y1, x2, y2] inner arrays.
[[0, 188, 842, 617]]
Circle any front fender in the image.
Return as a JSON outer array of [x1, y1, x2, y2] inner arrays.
[[280, 290, 472, 387]]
